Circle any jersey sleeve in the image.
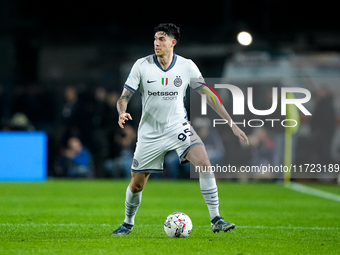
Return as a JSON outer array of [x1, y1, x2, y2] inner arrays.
[[188, 60, 205, 90], [124, 60, 141, 93]]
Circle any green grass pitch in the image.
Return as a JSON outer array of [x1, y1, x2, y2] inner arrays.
[[0, 180, 339, 254]]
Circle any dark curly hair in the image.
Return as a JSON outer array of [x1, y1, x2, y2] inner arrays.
[[154, 23, 180, 44]]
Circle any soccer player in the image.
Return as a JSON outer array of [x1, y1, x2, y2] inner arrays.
[[112, 23, 249, 235]]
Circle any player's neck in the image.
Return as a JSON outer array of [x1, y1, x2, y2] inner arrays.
[[157, 52, 174, 70]]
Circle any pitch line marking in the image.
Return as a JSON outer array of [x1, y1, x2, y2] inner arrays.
[[286, 182, 340, 202], [0, 223, 339, 230]]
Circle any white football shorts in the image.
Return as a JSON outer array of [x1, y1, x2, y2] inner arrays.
[[131, 122, 203, 173]]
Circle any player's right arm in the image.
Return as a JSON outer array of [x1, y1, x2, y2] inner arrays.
[[117, 88, 134, 129]]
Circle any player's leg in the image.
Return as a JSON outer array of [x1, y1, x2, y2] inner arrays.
[[129, 171, 151, 192], [185, 145, 219, 219], [112, 172, 150, 235], [185, 144, 235, 233], [125, 172, 150, 223], [112, 137, 165, 236]]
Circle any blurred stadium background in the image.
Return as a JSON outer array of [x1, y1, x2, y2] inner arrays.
[[0, 0, 339, 181]]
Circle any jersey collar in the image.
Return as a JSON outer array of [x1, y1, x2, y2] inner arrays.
[[153, 54, 177, 72]]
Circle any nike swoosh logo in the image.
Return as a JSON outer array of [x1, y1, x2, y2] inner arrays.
[[191, 139, 197, 143], [147, 80, 156, 83]]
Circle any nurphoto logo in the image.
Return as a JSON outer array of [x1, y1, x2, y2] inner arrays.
[[196, 81, 311, 128]]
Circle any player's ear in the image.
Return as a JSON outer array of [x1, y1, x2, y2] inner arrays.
[[172, 38, 177, 47]]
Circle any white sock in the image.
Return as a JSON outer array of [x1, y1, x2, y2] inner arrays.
[[199, 171, 220, 220], [124, 185, 142, 225]]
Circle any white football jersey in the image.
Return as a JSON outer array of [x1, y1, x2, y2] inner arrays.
[[124, 54, 203, 140]]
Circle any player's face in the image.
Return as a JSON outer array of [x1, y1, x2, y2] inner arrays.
[[154, 32, 176, 57]]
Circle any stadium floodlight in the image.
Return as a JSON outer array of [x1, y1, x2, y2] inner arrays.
[[237, 31, 252, 46]]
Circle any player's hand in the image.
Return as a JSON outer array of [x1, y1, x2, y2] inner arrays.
[[118, 112, 132, 129], [231, 124, 249, 145]]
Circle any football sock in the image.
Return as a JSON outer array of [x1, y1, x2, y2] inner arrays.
[[124, 184, 142, 225], [199, 171, 220, 220]]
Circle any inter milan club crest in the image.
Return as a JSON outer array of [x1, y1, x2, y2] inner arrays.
[[161, 78, 168, 86], [132, 159, 139, 168], [174, 76, 182, 87]]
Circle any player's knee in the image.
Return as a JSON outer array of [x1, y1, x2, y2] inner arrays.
[[130, 182, 144, 193], [197, 158, 211, 168], [130, 172, 150, 193]]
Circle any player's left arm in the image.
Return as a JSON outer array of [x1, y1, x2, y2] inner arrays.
[[197, 87, 249, 145]]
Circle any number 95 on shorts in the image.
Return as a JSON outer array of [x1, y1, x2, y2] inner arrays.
[[131, 123, 203, 173]]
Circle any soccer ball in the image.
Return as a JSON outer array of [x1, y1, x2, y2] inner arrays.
[[164, 212, 193, 238]]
